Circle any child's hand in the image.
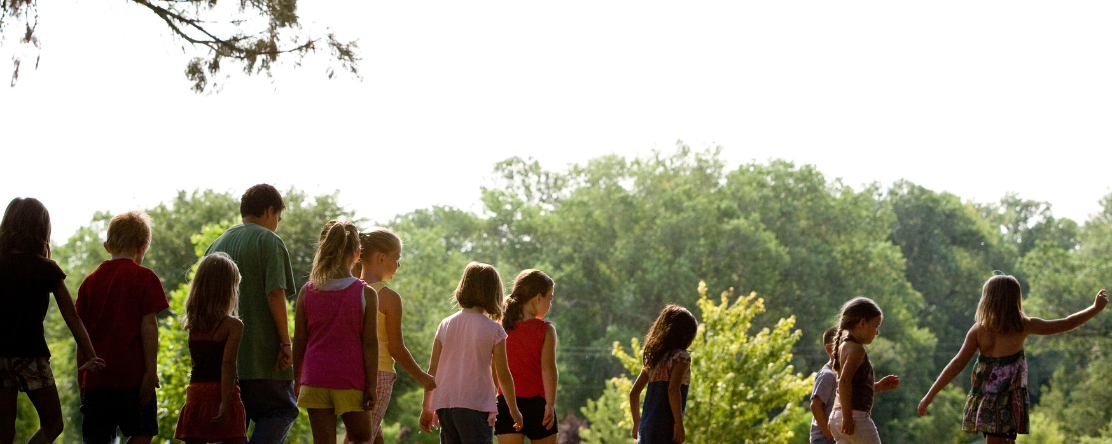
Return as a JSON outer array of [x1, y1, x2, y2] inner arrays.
[[1095, 289, 1108, 310], [418, 372, 437, 391], [139, 371, 159, 407], [542, 403, 556, 429], [510, 407, 523, 431], [876, 375, 900, 391], [918, 394, 933, 417], [78, 357, 106, 374], [212, 403, 227, 424], [673, 422, 686, 443], [362, 386, 376, 411], [419, 409, 438, 433], [631, 421, 639, 439], [842, 415, 855, 435]]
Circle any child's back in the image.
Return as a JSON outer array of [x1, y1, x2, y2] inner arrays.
[[300, 278, 368, 391], [0, 251, 65, 359], [431, 310, 507, 411]]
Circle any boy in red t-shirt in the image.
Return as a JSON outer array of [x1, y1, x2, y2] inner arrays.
[[76, 211, 169, 444]]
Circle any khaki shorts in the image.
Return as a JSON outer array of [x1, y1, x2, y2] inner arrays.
[[297, 385, 365, 415], [0, 357, 55, 392]]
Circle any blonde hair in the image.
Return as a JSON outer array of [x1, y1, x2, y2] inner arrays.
[[454, 262, 504, 321], [310, 220, 360, 288], [353, 227, 403, 277], [976, 274, 1027, 334], [105, 211, 152, 253], [502, 269, 554, 330], [182, 253, 240, 332]]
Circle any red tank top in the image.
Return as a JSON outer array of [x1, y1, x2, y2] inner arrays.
[[502, 318, 550, 399]]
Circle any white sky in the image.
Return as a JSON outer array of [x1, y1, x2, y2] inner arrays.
[[2, 1, 1111, 242]]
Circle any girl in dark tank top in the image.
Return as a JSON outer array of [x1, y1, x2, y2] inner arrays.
[[828, 297, 900, 444]]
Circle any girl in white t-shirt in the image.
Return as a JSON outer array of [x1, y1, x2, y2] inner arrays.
[[420, 262, 523, 444]]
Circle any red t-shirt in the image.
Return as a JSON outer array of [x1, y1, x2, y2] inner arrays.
[[76, 259, 169, 389], [501, 318, 551, 399]]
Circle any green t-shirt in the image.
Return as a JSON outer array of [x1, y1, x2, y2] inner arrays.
[[205, 223, 297, 381]]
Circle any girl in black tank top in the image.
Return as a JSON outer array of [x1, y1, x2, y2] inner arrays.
[[828, 297, 900, 444], [174, 253, 248, 444]]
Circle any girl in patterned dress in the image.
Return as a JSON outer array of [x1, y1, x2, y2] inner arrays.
[[918, 274, 1108, 444], [629, 304, 698, 444]]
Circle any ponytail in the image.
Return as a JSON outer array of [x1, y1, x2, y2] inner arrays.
[[309, 220, 360, 288], [502, 269, 554, 330], [832, 326, 845, 372]]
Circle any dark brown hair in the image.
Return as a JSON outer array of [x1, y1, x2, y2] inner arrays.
[[642, 304, 697, 369], [454, 262, 504, 320], [0, 197, 51, 257], [976, 274, 1027, 334], [105, 211, 152, 253], [310, 220, 360, 288], [502, 269, 554, 330], [182, 252, 241, 332], [240, 184, 285, 218], [822, 325, 839, 346], [831, 297, 883, 372]]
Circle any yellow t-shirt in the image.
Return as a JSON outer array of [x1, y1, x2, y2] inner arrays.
[[369, 281, 396, 373]]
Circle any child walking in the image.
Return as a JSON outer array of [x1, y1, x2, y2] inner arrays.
[[77, 211, 169, 444], [826, 297, 900, 444], [496, 269, 559, 444], [420, 262, 523, 444], [293, 220, 379, 444], [918, 274, 1108, 444], [629, 304, 697, 444], [355, 227, 436, 444], [0, 197, 105, 443], [174, 253, 248, 444], [809, 326, 839, 444]]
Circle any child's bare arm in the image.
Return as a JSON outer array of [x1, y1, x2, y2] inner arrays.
[[53, 281, 102, 371], [667, 359, 690, 443], [419, 339, 443, 433], [381, 289, 435, 390], [292, 286, 308, 397], [493, 339, 523, 430], [629, 368, 649, 439], [1026, 289, 1108, 335], [361, 285, 380, 410], [540, 323, 559, 428], [217, 318, 244, 422], [139, 312, 159, 406], [837, 343, 865, 435], [265, 287, 293, 372], [919, 324, 979, 416], [810, 397, 832, 439]]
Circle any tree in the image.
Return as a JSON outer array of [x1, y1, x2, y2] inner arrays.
[[1, 0, 359, 91], [583, 282, 813, 444]]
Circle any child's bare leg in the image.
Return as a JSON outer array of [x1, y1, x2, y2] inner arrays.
[[308, 408, 338, 444], [0, 387, 15, 444], [24, 385, 63, 444], [496, 433, 525, 444], [125, 436, 153, 444], [341, 410, 373, 444], [530, 435, 559, 444]]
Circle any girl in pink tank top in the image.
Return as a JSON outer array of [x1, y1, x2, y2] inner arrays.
[[292, 220, 380, 444], [495, 269, 559, 444]]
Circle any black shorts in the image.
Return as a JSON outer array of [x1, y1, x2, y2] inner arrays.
[[494, 394, 558, 440], [81, 387, 159, 443]]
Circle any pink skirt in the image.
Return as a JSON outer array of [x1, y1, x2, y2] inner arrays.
[[174, 382, 247, 441]]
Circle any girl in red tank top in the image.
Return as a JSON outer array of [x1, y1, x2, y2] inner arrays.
[[495, 269, 559, 444]]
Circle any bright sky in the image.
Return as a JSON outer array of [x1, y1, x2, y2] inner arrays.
[[3, 1, 1111, 243]]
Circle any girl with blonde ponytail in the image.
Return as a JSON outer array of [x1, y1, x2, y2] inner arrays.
[[496, 269, 559, 444], [292, 220, 380, 444]]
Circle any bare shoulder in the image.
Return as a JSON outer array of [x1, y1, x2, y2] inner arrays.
[[377, 286, 402, 312], [224, 317, 244, 333]]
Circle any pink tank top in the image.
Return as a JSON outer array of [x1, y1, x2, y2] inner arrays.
[[300, 279, 367, 390], [501, 318, 550, 399]]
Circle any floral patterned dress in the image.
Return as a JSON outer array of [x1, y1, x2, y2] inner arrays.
[[962, 350, 1030, 435]]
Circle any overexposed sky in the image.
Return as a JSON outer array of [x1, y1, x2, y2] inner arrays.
[[2, 1, 1111, 242]]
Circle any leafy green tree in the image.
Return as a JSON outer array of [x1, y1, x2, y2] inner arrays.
[[579, 377, 637, 444], [2, 0, 359, 91]]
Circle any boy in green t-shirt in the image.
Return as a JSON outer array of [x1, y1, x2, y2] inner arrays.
[[205, 184, 298, 444]]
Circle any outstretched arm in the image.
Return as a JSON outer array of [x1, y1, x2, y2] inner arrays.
[[381, 289, 436, 390], [54, 281, 103, 373], [419, 339, 443, 433], [1026, 289, 1108, 336], [919, 324, 979, 416]]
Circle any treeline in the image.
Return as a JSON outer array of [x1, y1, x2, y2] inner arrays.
[[18, 144, 1112, 443]]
